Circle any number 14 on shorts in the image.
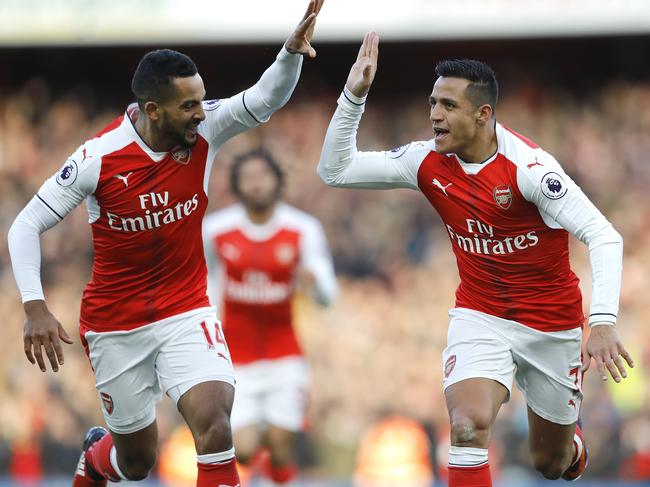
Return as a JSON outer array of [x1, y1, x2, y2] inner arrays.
[[200, 321, 231, 363]]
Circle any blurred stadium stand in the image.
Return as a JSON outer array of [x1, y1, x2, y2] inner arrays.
[[1, 1, 650, 485]]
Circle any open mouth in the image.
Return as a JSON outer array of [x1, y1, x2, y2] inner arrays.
[[433, 127, 450, 141], [186, 124, 199, 136]]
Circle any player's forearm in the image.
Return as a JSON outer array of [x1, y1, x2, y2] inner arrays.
[[8, 205, 51, 303], [587, 228, 623, 326], [244, 47, 303, 123], [317, 87, 367, 187]]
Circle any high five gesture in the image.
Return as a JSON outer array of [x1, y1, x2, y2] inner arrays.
[[346, 31, 379, 97], [285, 0, 325, 58]]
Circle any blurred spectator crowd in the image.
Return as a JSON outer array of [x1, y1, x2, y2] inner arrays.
[[1, 73, 649, 483]]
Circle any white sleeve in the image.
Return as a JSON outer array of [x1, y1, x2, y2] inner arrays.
[[8, 145, 99, 303], [201, 47, 303, 145], [518, 152, 623, 325], [300, 219, 338, 306], [8, 197, 62, 302], [317, 88, 429, 190]]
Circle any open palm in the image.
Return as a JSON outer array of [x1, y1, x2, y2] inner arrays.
[[346, 32, 380, 98]]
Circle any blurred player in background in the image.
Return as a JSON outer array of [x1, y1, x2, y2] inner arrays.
[[7, 2, 324, 486], [203, 149, 338, 487], [317, 32, 633, 486]]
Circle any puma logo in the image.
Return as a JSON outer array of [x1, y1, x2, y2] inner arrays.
[[113, 172, 133, 187], [527, 158, 543, 169], [81, 148, 91, 164], [432, 178, 452, 197]]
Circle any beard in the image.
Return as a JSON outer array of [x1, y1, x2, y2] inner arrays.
[[160, 117, 197, 149]]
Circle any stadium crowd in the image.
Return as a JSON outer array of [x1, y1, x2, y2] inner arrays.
[[1, 73, 649, 483]]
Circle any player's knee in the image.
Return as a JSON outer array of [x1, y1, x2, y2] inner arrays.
[[449, 411, 491, 446], [531, 450, 568, 480], [194, 412, 233, 454], [120, 449, 157, 481]]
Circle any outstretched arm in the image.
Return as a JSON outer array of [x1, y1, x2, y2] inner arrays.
[[205, 1, 324, 143], [317, 33, 427, 190]]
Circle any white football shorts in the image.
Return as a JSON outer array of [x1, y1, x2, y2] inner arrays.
[[230, 356, 309, 432], [81, 306, 235, 434], [442, 307, 583, 425]]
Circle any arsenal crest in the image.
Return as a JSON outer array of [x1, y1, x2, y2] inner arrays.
[[444, 355, 457, 378], [100, 392, 114, 415], [171, 148, 191, 165], [493, 185, 513, 210], [275, 244, 295, 264]]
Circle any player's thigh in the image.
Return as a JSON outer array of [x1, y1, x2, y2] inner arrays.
[[443, 308, 515, 404], [512, 326, 583, 426], [155, 309, 235, 410], [82, 327, 161, 435], [263, 357, 309, 432]]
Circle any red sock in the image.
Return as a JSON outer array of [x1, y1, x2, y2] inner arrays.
[[269, 464, 297, 484], [197, 457, 241, 487], [86, 434, 121, 482], [448, 463, 492, 487]]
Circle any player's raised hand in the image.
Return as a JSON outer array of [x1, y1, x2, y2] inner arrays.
[[284, 0, 324, 58], [584, 324, 634, 383], [346, 32, 379, 98], [23, 300, 73, 373]]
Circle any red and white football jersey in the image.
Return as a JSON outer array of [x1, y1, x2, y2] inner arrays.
[[11, 49, 305, 333], [203, 203, 337, 364], [317, 89, 623, 332]]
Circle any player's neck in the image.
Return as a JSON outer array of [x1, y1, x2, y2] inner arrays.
[[134, 116, 174, 153], [245, 205, 276, 225], [457, 124, 498, 164]]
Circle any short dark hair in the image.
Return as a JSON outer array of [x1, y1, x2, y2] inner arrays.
[[131, 49, 198, 109], [230, 148, 285, 199], [435, 59, 498, 111]]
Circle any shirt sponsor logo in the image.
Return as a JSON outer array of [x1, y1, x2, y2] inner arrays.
[[446, 218, 539, 256], [493, 184, 513, 210], [106, 191, 200, 232], [56, 160, 78, 187], [541, 171, 568, 200], [225, 270, 292, 304]]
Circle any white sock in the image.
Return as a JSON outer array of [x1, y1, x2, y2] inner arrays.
[[197, 447, 236, 465], [448, 446, 489, 467], [570, 433, 583, 465], [109, 446, 128, 481]]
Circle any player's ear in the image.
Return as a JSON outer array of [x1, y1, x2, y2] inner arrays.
[[476, 103, 493, 126], [144, 101, 161, 121]]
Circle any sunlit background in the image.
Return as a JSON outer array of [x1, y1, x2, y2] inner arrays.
[[1, 1, 650, 486]]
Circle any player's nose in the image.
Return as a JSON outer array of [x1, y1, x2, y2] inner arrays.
[[429, 104, 443, 122], [194, 105, 206, 122]]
